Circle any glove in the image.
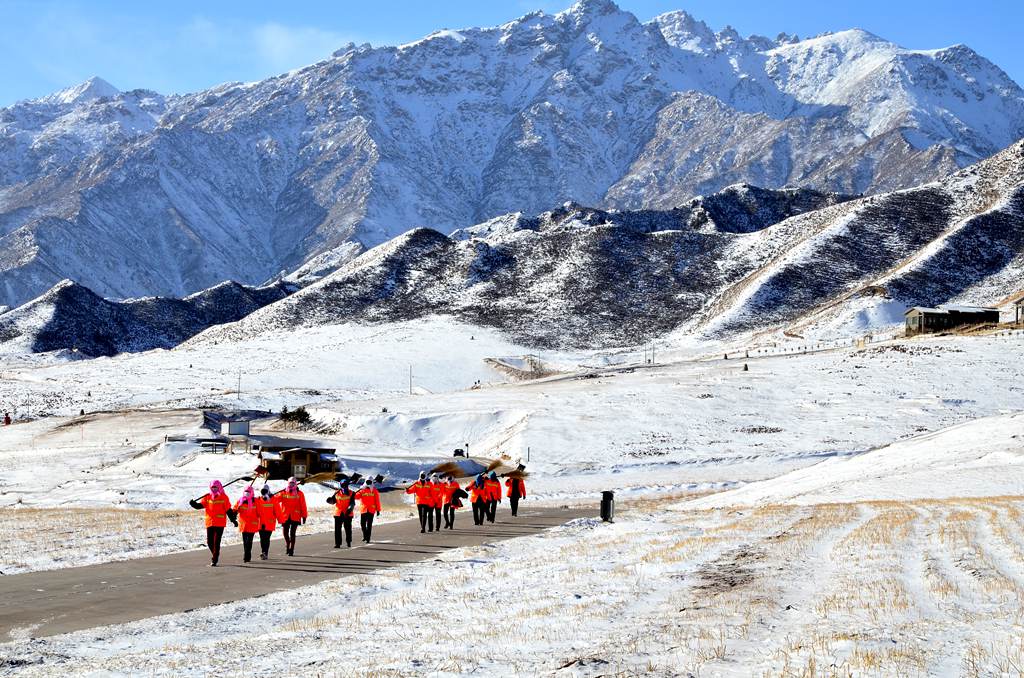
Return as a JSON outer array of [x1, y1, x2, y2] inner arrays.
[[326, 496, 336, 504], [189, 499, 203, 510], [302, 518, 306, 525], [376, 512, 381, 517]]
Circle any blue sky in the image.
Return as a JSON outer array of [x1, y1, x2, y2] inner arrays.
[[1, 0, 1020, 105]]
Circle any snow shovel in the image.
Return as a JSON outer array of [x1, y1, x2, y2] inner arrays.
[[270, 470, 339, 496]]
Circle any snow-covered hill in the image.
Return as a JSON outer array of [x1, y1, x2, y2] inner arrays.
[[188, 185, 856, 348], [1, 0, 1022, 308], [0, 279, 291, 356], [188, 141, 1024, 349]]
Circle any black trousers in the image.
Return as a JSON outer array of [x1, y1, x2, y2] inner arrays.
[[433, 506, 442, 531], [334, 515, 353, 546], [241, 532, 255, 561], [417, 504, 433, 532], [206, 526, 224, 564], [360, 512, 375, 542], [509, 495, 520, 516], [486, 500, 497, 523], [472, 501, 485, 525], [443, 504, 455, 528], [259, 529, 272, 555], [282, 520, 299, 552]]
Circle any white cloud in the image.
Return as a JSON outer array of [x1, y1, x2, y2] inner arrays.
[[251, 22, 356, 72], [1, 8, 375, 103]]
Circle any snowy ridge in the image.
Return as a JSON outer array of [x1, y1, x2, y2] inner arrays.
[[0, 278, 293, 357], [190, 186, 853, 349], [1, 0, 1023, 307], [702, 139, 1024, 337], [185, 142, 1024, 350]]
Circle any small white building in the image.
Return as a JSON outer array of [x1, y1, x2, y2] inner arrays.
[[220, 420, 250, 437]]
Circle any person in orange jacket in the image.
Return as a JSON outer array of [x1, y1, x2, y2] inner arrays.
[[255, 484, 277, 560], [275, 477, 307, 556], [505, 476, 527, 517], [233, 485, 261, 563], [355, 477, 381, 543], [469, 474, 487, 525], [406, 472, 435, 533], [429, 474, 444, 533], [327, 478, 356, 548], [189, 479, 233, 566], [442, 474, 466, 529], [484, 471, 502, 523]]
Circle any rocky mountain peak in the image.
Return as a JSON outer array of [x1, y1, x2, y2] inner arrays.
[[39, 76, 120, 107]]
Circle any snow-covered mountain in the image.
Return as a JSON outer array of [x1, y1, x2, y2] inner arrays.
[[191, 141, 1024, 350], [0, 279, 291, 356], [2, 0, 1023, 308]]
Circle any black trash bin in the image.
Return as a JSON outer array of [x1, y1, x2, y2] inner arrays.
[[600, 490, 615, 522]]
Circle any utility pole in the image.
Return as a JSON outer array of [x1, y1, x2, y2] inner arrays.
[[409, 365, 413, 395], [237, 370, 242, 403]]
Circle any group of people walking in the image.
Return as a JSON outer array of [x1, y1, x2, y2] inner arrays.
[[406, 470, 526, 531], [192, 470, 524, 565], [190, 477, 317, 566], [326, 476, 381, 548]]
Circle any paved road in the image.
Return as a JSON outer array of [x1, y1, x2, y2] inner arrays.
[[0, 505, 591, 640]]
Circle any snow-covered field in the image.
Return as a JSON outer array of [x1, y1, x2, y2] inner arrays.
[[6, 492, 1024, 676], [2, 319, 1023, 674]]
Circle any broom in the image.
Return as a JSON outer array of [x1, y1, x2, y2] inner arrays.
[[188, 469, 261, 504], [427, 460, 464, 477]]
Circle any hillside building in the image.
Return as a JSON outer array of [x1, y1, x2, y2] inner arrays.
[[904, 305, 1000, 336]]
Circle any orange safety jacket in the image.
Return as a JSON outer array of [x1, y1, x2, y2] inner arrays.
[[233, 499, 261, 533], [406, 481, 435, 507], [469, 481, 487, 503], [201, 493, 232, 528], [356, 487, 381, 514], [484, 479, 502, 502], [333, 489, 355, 517], [441, 481, 459, 505], [430, 483, 443, 507], [275, 490, 308, 523], [505, 478, 526, 498], [256, 498, 277, 531]]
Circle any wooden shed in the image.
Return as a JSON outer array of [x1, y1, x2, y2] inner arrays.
[[253, 436, 339, 480], [905, 305, 1000, 336]]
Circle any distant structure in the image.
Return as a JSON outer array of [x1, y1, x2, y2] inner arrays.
[[220, 418, 251, 437], [1014, 297, 1024, 326], [254, 436, 339, 480], [904, 305, 999, 336]]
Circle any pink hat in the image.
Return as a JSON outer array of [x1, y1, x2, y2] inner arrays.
[[209, 480, 224, 495], [287, 476, 298, 490], [239, 485, 255, 506]]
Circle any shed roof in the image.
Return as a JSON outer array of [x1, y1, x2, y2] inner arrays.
[[905, 305, 998, 316], [941, 305, 998, 313]]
